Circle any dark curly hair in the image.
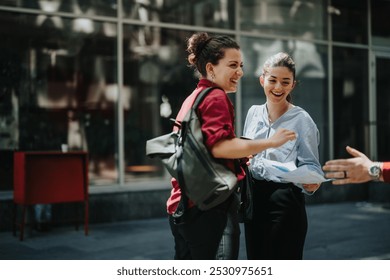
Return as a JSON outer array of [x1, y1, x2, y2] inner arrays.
[[186, 32, 240, 77]]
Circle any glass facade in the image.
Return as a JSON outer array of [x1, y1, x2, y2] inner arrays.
[[331, 0, 368, 44], [376, 56, 390, 161], [122, 26, 197, 183], [0, 0, 389, 192], [123, 0, 235, 29], [240, 0, 327, 40], [0, 0, 117, 16], [0, 9, 118, 188], [332, 47, 368, 158], [371, 0, 390, 47]]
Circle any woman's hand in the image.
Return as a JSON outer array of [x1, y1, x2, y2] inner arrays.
[[269, 128, 296, 148], [302, 183, 321, 192]]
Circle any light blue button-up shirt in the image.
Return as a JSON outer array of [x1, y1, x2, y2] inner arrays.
[[243, 104, 324, 194]]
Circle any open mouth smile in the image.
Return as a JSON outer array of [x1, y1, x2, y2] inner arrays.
[[271, 91, 284, 97]]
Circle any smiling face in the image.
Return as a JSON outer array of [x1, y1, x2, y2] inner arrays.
[[260, 66, 295, 104], [206, 48, 244, 93]]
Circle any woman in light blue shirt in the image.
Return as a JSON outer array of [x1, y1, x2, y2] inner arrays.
[[243, 52, 323, 260]]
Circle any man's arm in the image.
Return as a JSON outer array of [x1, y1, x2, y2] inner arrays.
[[322, 146, 389, 185]]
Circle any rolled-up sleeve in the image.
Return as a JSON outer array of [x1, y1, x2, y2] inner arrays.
[[197, 89, 236, 150]]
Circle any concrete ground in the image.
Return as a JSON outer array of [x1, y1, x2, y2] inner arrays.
[[1, 202, 390, 260]]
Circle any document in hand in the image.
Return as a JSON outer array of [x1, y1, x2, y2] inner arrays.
[[262, 158, 329, 184]]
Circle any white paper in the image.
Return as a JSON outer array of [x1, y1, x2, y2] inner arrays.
[[262, 158, 329, 184]]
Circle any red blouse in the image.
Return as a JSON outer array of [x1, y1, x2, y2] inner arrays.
[[382, 162, 390, 183], [166, 79, 245, 215]]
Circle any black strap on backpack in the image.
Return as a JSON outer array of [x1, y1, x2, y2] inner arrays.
[[172, 87, 218, 224], [172, 86, 242, 224]]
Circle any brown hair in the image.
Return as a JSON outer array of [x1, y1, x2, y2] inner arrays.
[[186, 32, 240, 77], [262, 52, 296, 102]]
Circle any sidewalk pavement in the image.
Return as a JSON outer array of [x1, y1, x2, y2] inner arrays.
[[1, 202, 390, 260]]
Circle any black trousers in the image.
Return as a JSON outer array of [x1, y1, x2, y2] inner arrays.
[[169, 193, 240, 260], [244, 180, 307, 260]]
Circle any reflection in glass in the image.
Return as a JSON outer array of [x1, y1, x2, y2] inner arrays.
[[122, 0, 235, 29], [123, 26, 197, 182], [376, 58, 390, 161], [332, 47, 368, 158], [0, 11, 118, 186], [331, 0, 367, 44], [240, 0, 326, 40], [0, 0, 117, 17], [0, 1, 380, 190], [240, 36, 328, 161], [371, 0, 390, 46]]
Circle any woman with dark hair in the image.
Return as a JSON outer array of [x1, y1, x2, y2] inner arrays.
[[167, 35, 296, 260], [243, 52, 323, 259]]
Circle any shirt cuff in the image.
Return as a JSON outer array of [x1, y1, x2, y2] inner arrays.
[[382, 162, 390, 183], [205, 126, 235, 149]]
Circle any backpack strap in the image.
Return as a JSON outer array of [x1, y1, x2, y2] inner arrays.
[[192, 87, 222, 110], [180, 86, 221, 143], [173, 87, 220, 218], [193, 86, 242, 175]]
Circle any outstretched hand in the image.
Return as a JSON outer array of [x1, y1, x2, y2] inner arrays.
[[322, 146, 373, 185]]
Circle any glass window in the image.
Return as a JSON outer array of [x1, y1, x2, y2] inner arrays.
[[332, 47, 368, 158], [122, 26, 198, 181], [122, 0, 235, 29], [376, 57, 390, 161], [240, 36, 328, 161], [0, 0, 117, 17], [371, 0, 390, 47], [331, 0, 368, 44], [240, 0, 327, 40], [0, 11, 118, 188]]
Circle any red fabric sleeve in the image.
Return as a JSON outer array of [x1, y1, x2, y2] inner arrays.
[[166, 82, 244, 214], [382, 162, 390, 183], [197, 88, 245, 181], [197, 88, 236, 149]]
